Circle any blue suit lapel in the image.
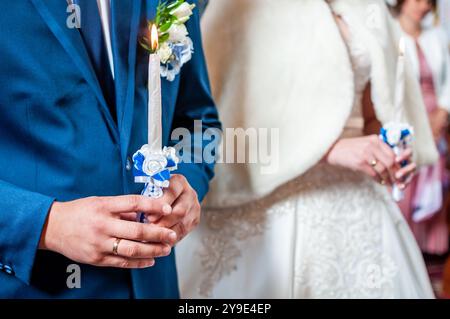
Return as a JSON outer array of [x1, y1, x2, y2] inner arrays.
[[30, 0, 119, 142], [116, 0, 160, 163], [111, 0, 133, 130], [110, 0, 142, 162]]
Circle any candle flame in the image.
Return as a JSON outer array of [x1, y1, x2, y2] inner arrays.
[[399, 37, 406, 57], [150, 24, 159, 52]]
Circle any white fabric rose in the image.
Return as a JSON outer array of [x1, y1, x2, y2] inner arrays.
[[142, 153, 167, 176], [168, 23, 189, 42], [157, 42, 173, 64], [170, 2, 196, 23]]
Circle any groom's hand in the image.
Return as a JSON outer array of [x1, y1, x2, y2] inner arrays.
[[153, 174, 201, 242], [39, 195, 177, 269]]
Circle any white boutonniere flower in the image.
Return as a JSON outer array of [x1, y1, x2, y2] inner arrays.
[[170, 2, 196, 23], [168, 23, 189, 42], [157, 42, 173, 64]]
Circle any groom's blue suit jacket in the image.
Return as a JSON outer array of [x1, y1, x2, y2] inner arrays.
[[0, 0, 220, 298]]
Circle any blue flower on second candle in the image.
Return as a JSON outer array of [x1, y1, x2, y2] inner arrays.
[[380, 122, 414, 148]]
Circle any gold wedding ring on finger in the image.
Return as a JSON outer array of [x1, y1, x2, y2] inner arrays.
[[112, 238, 122, 256], [370, 159, 378, 167], [369, 159, 386, 185]]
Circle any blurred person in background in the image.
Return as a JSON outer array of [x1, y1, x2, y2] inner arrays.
[[437, 0, 450, 46], [395, 0, 450, 257], [436, 0, 450, 300]]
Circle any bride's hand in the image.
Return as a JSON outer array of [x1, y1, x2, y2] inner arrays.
[[394, 149, 417, 190], [325, 135, 414, 185]]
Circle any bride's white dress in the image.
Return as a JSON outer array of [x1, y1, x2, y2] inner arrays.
[[176, 13, 435, 299]]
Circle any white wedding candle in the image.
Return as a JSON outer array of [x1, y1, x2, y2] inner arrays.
[[392, 37, 407, 202], [394, 37, 406, 122], [148, 24, 162, 152]]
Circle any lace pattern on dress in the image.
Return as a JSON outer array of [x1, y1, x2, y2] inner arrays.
[[197, 165, 399, 298]]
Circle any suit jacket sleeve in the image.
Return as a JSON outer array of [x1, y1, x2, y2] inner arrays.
[[0, 180, 55, 284], [169, 3, 222, 202]]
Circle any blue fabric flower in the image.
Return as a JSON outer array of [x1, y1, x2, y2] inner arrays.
[[132, 146, 179, 186]]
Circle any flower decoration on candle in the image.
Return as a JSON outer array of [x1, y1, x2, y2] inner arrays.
[[379, 37, 414, 202], [380, 123, 414, 150], [133, 145, 179, 199], [380, 122, 414, 202], [140, 0, 196, 81]]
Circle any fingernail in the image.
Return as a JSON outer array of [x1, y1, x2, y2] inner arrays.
[[398, 183, 406, 190], [163, 246, 172, 256], [162, 204, 172, 215], [395, 172, 402, 179], [168, 231, 177, 242]]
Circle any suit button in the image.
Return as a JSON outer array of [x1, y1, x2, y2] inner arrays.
[[126, 157, 132, 171]]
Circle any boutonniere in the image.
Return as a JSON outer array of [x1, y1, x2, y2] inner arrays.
[[140, 0, 196, 81]]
